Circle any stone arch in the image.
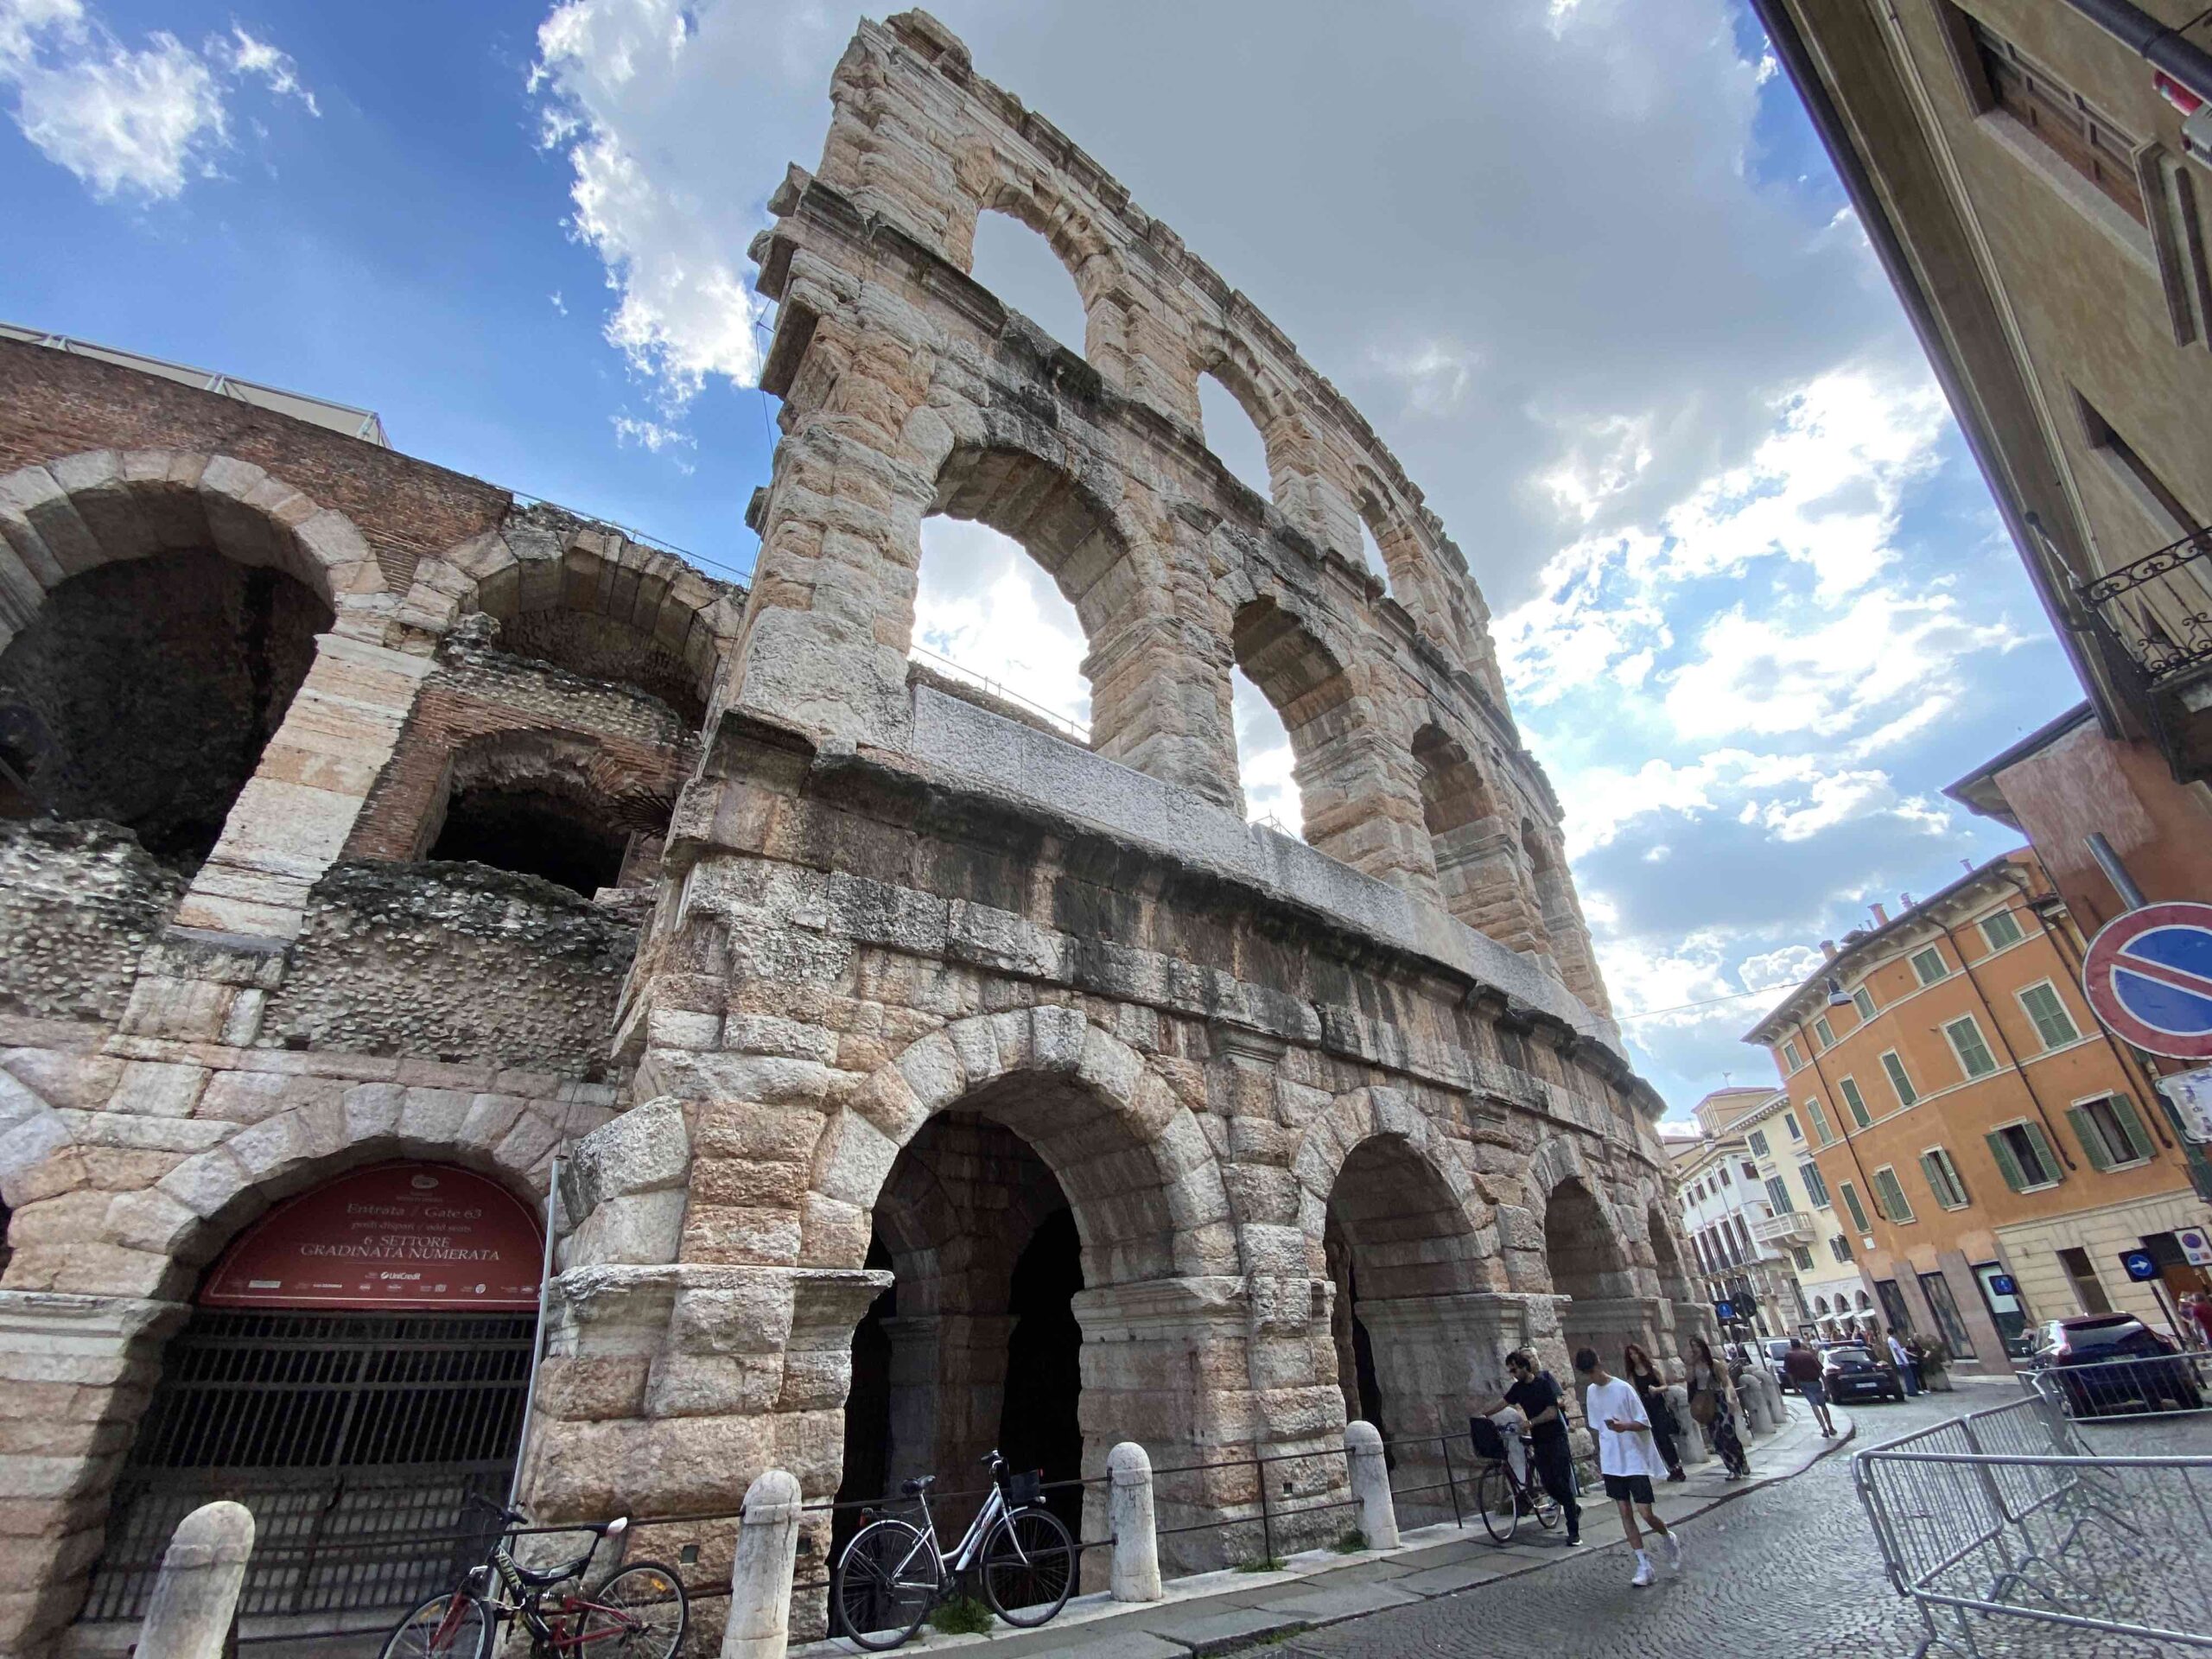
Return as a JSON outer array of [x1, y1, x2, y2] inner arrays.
[[1410, 722, 1549, 955], [1190, 332, 1324, 531], [969, 173, 1124, 366], [1647, 1200, 1697, 1308], [808, 1007, 1233, 1286], [410, 516, 742, 725], [0, 450, 385, 652]]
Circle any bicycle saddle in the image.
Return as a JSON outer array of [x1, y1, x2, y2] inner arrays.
[[900, 1475, 936, 1496]]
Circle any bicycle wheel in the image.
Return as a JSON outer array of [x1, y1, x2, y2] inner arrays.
[[1476, 1461, 1519, 1544], [378, 1590, 493, 1659], [580, 1561, 689, 1659], [835, 1516, 940, 1651], [1529, 1478, 1562, 1531], [980, 1507, 1075, 1629]]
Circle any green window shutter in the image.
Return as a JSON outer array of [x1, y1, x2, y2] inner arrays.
[[2108, 1096, 2156, 1163], [2066, 1105, 2112, 1173], [1918, 1151, 1946, 1205], [1840, 1182, 1871, 1232], [1985, 1128, 2027, 1192], [2021, 1118, 2064, 1184], [1874, 1167, 1911, 1222]]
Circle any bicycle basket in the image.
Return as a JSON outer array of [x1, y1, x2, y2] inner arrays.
[[1006, 1468, 1045, 1508], [1467, 1415, 1510, 1459]]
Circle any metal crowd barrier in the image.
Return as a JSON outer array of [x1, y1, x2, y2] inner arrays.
[[2021, 1349, 2210, 1423], [1855, 1391, 2212, 1655]]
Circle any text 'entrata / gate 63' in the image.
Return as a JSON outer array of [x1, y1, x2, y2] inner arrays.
[[199, 1160, 544, 1311], [2082, 900, 2212, 1060]]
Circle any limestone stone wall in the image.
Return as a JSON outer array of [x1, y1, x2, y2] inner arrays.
[[0, 821, 183, 1024]]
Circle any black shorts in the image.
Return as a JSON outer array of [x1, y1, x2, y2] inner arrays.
[[1602, 1472, 1655, 1504]]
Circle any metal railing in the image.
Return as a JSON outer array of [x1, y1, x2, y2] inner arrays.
[[2078, 525, 2212, 686], [1856, 1389, 2212, 1655], [2022, 1349, 2210, 1422]]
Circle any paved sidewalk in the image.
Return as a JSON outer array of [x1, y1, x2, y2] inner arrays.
[[797, 1397, 1856, 1658]]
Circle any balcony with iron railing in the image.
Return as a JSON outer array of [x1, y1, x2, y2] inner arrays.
[[2075, 526, 2212, 777], [1753, 1209, 1815, 1247]]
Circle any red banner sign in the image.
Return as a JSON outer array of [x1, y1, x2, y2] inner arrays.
[[200, 1162, 545, 1312]]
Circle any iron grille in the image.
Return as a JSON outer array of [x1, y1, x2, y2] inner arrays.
[[82, 1311, 535, 1624], [2078, 527, 2212, 686]]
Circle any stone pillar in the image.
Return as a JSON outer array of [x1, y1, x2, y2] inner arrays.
[[1431, 822, 1549, 957], [1356, 1292, 1534, 1529], [1083, 611, 1243, 812], [1344, 1421, 1398, 1550], [0, 1291, 188, 1658], [721, 1469, 804, 1659], [1106, 1442, 1161, 1603], [135, 1501, 253, 1659], [1663, 1384, 1709, 1467]]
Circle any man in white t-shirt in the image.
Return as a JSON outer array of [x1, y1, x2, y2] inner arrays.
[[1573, 1346, 1682, 1587]]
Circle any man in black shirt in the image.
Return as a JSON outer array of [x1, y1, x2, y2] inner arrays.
[[1471, 1348, 1582, 1545]]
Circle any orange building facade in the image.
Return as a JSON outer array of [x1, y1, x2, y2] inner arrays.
[[1745, 852, 2209, 1374]]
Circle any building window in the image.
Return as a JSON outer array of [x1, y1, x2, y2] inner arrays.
[[1944, 1015, 1999, 1080], [1764, 1174, 1795, 1215], [1880, 1051, 1919, 1109], [2059, 1245, 2115, 1315], [1814, 1014, 1836, 1051], [1783, 1110, 1802, 1142], [1749, 1128, 1770, 1158], [2076, 392, 2198, 533], [1804, 1098, 1834, 1146], [2018, 981, 2082, 1051], [1980, 909, 2024, 951], [1974, 1262, 2029, 1351], [1800, 1161, 1831, 1209], [1830, 1234, 1854, 1263], [1719, 1167, 1732, 1186], [1986, 1120, 2064, 1192], [2069, 1094, 2157, 1171], [1872, 1166, 1916, 1224], [1740, 1160, 1759, 1182], [1851, 985, 1876, 1022], [1782, 1039, 1803, 1071], [1967, 17, 2147, 226], [1792, 1245, 1815, 1273], [1911, 945, 1948, 986], [1839, 1180, 1872, 1234], [1917, 1270, 1977, 1361], [1920, 1146, 1971, 1211], [1838, 1077, 1872, 1130]]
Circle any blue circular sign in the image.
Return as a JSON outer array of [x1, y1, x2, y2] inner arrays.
[[1987, 1273, 2017, 1296], [2121, 1250, 2160, 1283], [1713, 1300, 1736, 1319]]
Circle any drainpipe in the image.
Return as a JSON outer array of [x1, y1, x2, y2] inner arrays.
[[2056, 0, 2212, 107]]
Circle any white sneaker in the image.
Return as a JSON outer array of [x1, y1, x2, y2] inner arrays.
[[1661, 1530, 1683, 1569], [1630, 1553, 1655, 1587]]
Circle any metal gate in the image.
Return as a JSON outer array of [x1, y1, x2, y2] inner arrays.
[[83, 1309, 535, 1623]]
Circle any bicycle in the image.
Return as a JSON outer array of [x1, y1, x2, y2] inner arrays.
[[832, 1451, 1077, 1650], [378, 1497, 688, 1659], [1467, 1415, 1562, 1544]]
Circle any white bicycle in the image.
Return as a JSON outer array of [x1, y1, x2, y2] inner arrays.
[[831, 1451, 1076, 1649]]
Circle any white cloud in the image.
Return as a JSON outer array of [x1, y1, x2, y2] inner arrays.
[[531, 0, 819, 416], [0, 2, 314, 200], [912, 518, 1093, 737], [610, 411, 696, 472], [1375, 340, 1478, 417], [1556, 747, 1950, 861], [1232, 666, 1300, 837]]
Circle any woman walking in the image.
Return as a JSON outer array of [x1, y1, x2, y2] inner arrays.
[[1622, 1342, 1686, 1482], [1688, 1337, 1751, 1480]]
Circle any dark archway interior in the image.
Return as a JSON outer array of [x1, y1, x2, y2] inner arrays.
[[1547, 1177, 1627, 1362], [428, 784, 630, 897], [493, 610, 707, 727], [0, 550, 331, 867], [834, 1114, 1085, 1541]]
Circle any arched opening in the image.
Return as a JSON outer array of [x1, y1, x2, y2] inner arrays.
[[418, 732, 674, 899], [1544, 1177, 1635, 1370], [1231, 664, 1299, 836], [911, 517, 1092, 737], [1230, 599, 1373, 868], [1357, 517, 1394, 600], [1648, 1204, 1697, 1317], [486, 607, 709, 727], [1198, 372, 1274, 502], [82, 1162, 543, 1630], [1322, 1135, 1482, 1522], [1411, 725, 1546, 952], [969, 207, 1090, 359], [833, 1115, 1085, 1562], [0, 550, 332, 868]]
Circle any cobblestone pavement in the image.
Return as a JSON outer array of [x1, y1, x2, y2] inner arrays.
[[1237, 1390, 2212, 1659]]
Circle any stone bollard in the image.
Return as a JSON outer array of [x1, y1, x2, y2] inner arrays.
[[1344, 1421, 1399, 1550], [1749, 1370, 1783, 1433], [1108, 1441, 1162, 1602], [1665, 1385, 1710, 1465], [721, 1469, 804, 1659], [1741, 1374, 1775, 1435], [137, 1500, 255, 1659]]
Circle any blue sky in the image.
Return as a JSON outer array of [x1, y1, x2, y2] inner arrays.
[[0, 0, 2081, 1119]]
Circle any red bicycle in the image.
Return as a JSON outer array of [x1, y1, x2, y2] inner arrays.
[[378, 1498, 687, 1659]]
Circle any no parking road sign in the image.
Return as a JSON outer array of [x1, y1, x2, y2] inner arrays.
[[2082, 901, 2212, 1059]]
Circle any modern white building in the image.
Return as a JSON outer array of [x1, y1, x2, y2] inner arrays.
[[1669, 1088, 1807, 1344], [1732, 1090, 1879, 1342]]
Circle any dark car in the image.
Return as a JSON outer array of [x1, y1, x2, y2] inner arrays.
[[2031, 1315, 2205, 1417], [1821, 1342, 1904, 1403], [1764, 1338, 1798, 1391]]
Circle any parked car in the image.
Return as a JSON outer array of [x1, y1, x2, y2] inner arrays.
[[2030, 1315, 2204, 1417], [1821, 1342, 1904, 1403], [1764, 1338, 1798, 1391]]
